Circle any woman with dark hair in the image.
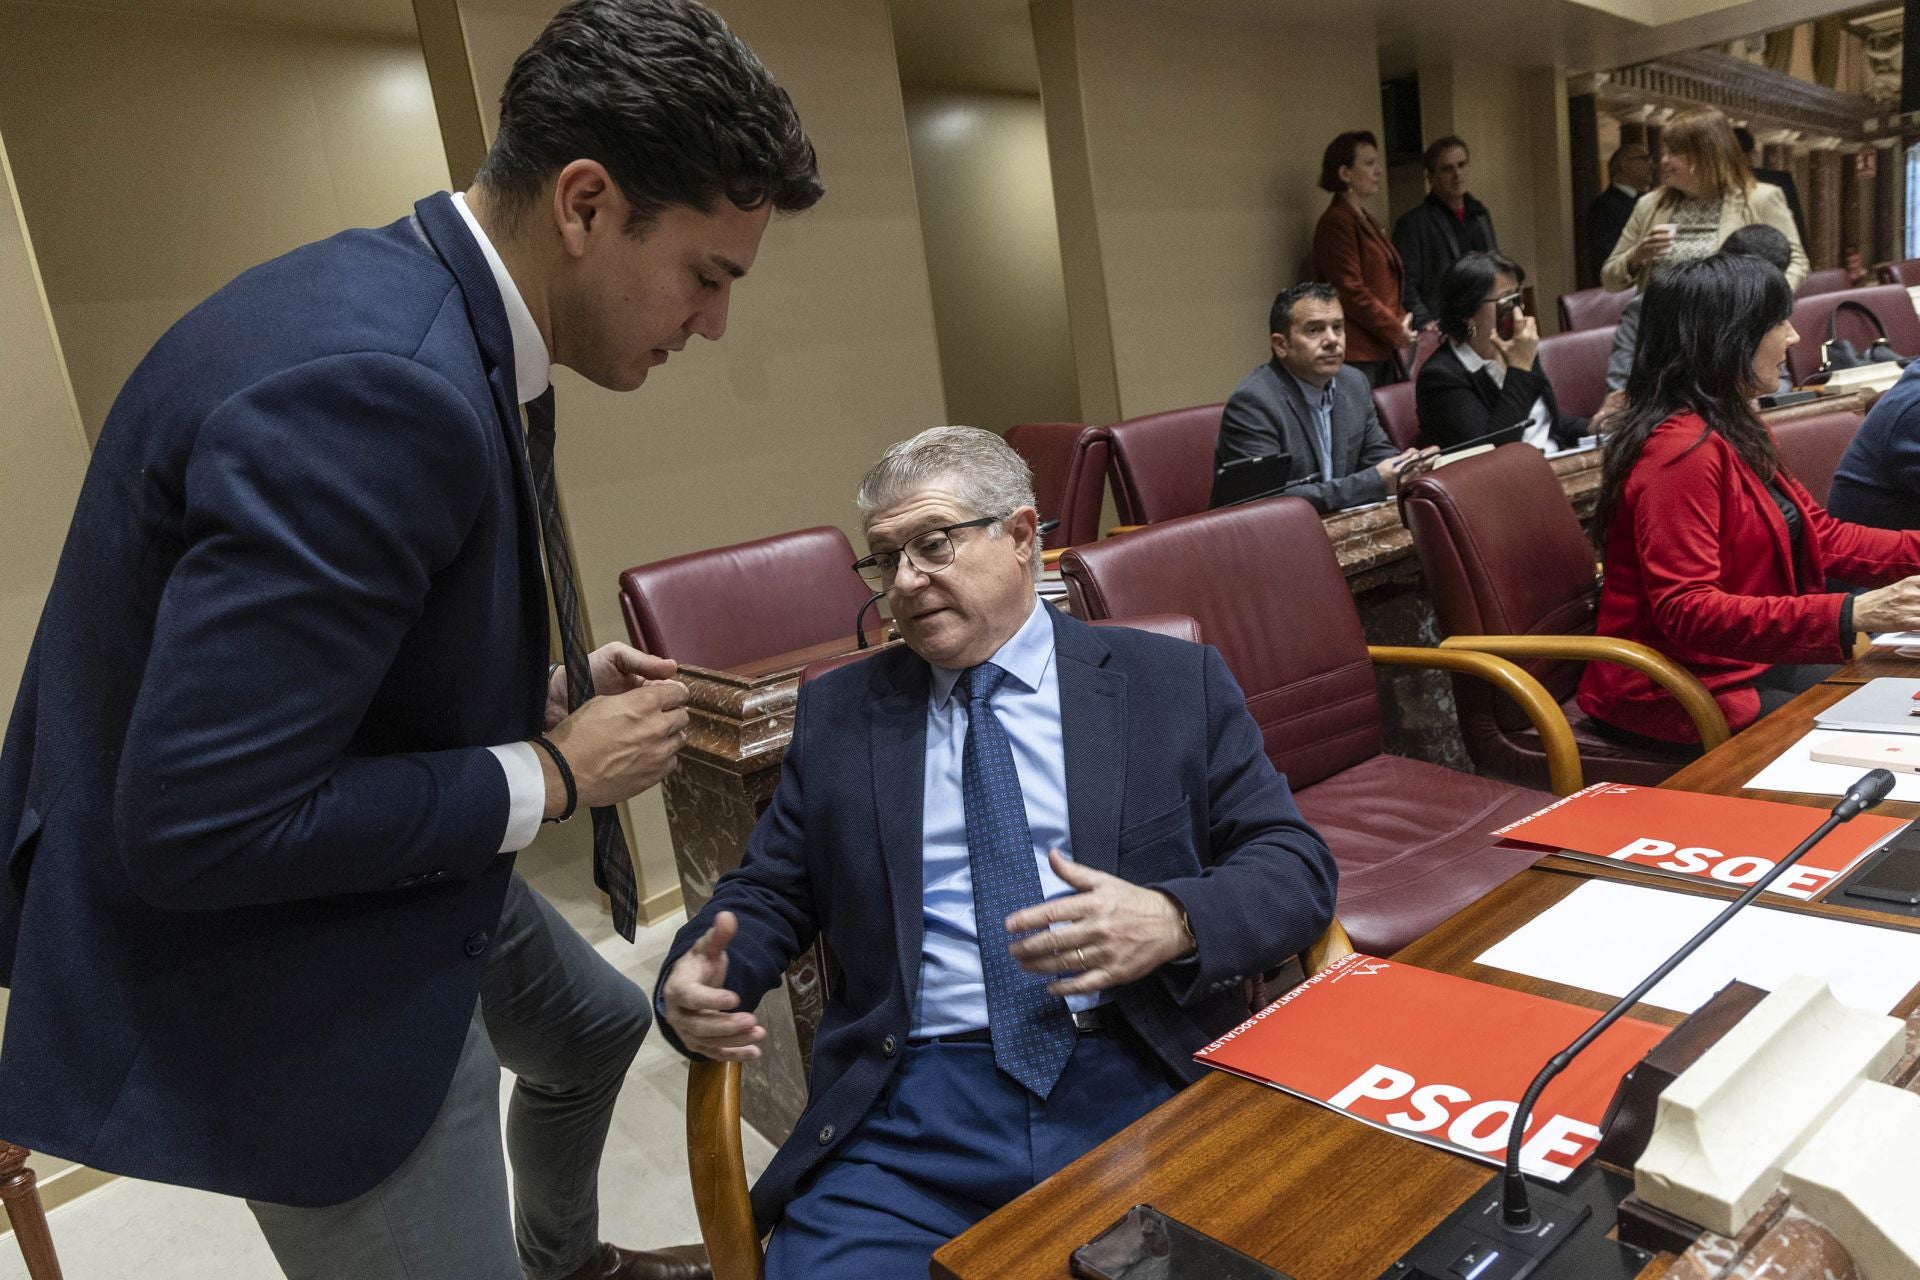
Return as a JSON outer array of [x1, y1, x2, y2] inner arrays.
[[1601, 106, 1808, 292], [1415, 250, 1596, 451], [1310, 130, 1421, 385], [1578, 254, 1920, 746]]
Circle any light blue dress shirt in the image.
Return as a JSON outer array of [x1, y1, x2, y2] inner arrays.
[[913, 599, 1100, 1038], [1284, 368, 1337, 481]]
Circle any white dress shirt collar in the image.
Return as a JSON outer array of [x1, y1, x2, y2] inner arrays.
[[1451, 338, 1503, 387], [451, 191, 551, 405], [930, 598, 1052, 708], [1614, 183, 1640, 199]]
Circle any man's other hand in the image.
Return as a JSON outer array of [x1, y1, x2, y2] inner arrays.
[[542, 677, 689, 813], [1004, 850, 1195, 996], [545, 642, 679, 730], [662, 911, 765, 1061]]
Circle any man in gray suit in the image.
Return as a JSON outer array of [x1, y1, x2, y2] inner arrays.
[[1215, 283, 1434, 514]]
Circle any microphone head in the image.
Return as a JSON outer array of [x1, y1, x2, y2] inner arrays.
[[1836, 768, 1897, 818]]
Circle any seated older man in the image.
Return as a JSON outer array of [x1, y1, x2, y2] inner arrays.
[[656, 425, 1337, 1276]]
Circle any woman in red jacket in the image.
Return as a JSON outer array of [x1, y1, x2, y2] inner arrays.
[[1311, 130, 1419, 386], [1578, 253, 1920, 746]]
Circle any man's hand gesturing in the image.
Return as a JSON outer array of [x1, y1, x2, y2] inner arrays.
[[539, 642, 689, 816], [1004, 850, 1195, 996], [662, 912, 766, 1061]]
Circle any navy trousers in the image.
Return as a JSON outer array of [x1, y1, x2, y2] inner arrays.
[[763, 1030, 1177, 1278]]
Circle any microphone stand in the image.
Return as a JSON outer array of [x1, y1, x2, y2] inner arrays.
[[1382, 768, 1896, 1280], [853, 590, 886, 651]]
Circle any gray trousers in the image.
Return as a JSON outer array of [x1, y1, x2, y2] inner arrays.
[[248, 873, 653, 1280]]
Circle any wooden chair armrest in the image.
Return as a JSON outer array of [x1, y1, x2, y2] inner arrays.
[[1438, 635, 1730, 750], [1106, 524, 1144, 537], [1303, 916, 1354, 975], [686, 1060, 763, 1280], [1368, 645, 1584, 796], [1041, 547, 1067, 566]]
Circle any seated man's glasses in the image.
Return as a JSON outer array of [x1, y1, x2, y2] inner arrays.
[[853, 515, 1003, 587]]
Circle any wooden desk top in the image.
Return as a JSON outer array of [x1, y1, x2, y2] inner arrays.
[[932, 651, 1920, 1280]]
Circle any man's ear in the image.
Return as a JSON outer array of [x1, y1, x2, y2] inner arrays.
[[1006, 506, 1040, 565], [550, 159, 622, 259], [1269, 332, 1288, 362]]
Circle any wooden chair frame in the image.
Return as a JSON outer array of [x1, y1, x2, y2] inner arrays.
[[1365, 646, 1585, 796], [0, 1143, 62, 1279], [685, 919, 1357, 1280], [1434, 634, 1731, 751]]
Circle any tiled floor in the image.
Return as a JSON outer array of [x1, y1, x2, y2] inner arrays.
[[0, 842, 774, 1280]]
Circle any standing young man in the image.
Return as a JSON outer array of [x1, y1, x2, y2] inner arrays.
[[0, 3, 820, 1277], [1394, 135, 1497, 321]]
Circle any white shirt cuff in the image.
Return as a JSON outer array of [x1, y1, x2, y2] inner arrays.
[[487, 741, 546, 854]]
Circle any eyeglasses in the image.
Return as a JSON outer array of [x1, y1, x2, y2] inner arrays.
[[852, 516, 1002, 587]]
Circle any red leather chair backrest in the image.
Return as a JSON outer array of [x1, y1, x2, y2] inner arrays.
[[1060, 498, 1380, 787], [619, 526, 873, 672], [1770, 408, 1864, 507], [1372, 382, 1421, 451], [1104, 404, 1224, 525], [1787, 285, 1920, 386], [1058, 426, 1113, 548], [1878, 260, 1920, 288], [1400, 444, 1597, 706], [797, 613, 1202, 686], [1006, 422, 1085, 532], [1532, 326, 1615, 419], [1795, 267, 1852, 298], [1557, 287, 1631, 333]]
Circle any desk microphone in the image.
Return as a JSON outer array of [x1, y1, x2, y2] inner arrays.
[[1387, 767, 1896, 1279], [853, 590, 886, 651]]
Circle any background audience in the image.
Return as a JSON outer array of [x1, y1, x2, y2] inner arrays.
[[1606, 224, 1796, 395], [1586, 142, 1651, 285], [1417, 250, 1595, 452], [1394, 135, 1496, 323], [1312, 130, 1421, 385], [1216, 282, 1432, 512], [1602, 106, 1809, 292], [1579, 254, 1920, 748], [1735, 125, 1809, 251]]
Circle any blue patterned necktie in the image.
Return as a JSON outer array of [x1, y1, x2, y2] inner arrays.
[[959, 662, 1076, 1098]]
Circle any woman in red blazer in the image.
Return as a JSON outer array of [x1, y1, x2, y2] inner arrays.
[[1311, 130, 1418, 385], [1578, 254, 1920, 745]]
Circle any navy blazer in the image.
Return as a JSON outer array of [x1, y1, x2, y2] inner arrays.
[[0, 193, 548, 1206], [655, 608, 1336, 1230], [1415, 341, 1587, 452], [1830, 359, 1920, 532]]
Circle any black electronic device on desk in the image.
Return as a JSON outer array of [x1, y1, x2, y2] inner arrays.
[[1071, 1205, 1293, 1280], [1209, 452, 1295, 508], [1833, 822, 1920, 914]]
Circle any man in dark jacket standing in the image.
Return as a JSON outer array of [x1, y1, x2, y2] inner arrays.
[[1394, 135, 1496, 321]]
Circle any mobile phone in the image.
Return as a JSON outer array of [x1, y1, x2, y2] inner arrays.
[[1494, 291, 1522, 341], [1844, 828, 1920, 906], [1069, 1204, 1291, 1280]]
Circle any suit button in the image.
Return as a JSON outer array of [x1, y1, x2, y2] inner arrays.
[[817, 1124, 835, 1145], [396, 875, 419, 888], [881, 1035, 897, 1058], [464, 931, 490, 957]]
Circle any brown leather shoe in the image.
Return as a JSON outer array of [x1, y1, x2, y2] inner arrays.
[[558, 1241, 712, 1280]]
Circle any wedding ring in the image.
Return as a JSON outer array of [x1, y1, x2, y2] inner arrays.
[[1074, 947, 1088, 969]]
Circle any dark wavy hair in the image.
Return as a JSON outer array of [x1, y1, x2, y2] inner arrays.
[[1436, 250, 1524, 343], [1270, 282, 1339, 336], [1591, 254, 1794, 545], [477, 0, 823, 231], [1318, 131, 1378, 194]]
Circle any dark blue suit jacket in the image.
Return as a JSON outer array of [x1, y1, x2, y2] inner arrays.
[[0, 193, 548, 1206], [655, 608, 1336, 1230], [1829, 359, 1920, 532]]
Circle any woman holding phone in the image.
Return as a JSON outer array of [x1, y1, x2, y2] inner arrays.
[[1579, 254, 1920, 748], [1601, 106, 1808, 292], [1415, 251, 1599, 450]]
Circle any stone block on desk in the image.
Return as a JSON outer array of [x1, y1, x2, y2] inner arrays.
[[1781, 1080, 1920, 1280], [1635, 977, 1904, 1237]]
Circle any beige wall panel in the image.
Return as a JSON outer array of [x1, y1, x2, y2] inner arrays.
[[904, 91, 1079, 433], [1053, 1, 1385, 418], [457, 0, 947, 902], [0, 2, 448, 439]]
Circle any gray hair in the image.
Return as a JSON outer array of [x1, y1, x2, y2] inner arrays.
[[856, 425, 1041, 581]]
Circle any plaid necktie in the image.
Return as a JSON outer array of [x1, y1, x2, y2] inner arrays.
[[522, 389, 639, 942], [960, 663, 1075, 1097]]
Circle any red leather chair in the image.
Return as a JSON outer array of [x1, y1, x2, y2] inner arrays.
[[1409, 327, 1444, 377], [1795, 267, 1853, 298], [1787, 284, 1920, 387], [1104, 404, 1222, 526], [1061, 497, 1576, 956], [1400, 445, 1730, 791], [1771, 407, 1865, 506], [1371, 382, 1421, 451], [1557, 287, 1631, 333], [1007, 422, 1107, 549], [1878, 259, 1920, 288], [618, 526, 874, 672], [1532, 326, 1615, 419]]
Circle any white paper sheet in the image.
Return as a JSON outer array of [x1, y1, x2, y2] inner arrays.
[[1476, 879, 1920, 1015], [1744, 727, 1920, 802], [1870, 632, 1920, 647]]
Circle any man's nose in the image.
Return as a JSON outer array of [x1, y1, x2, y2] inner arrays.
[[690, 285, 731, 342]]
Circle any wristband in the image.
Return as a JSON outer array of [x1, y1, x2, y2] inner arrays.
[[530, 733, 578, 824]]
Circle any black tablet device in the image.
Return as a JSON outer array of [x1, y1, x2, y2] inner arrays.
[[1209, 452, 1294, 508]]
